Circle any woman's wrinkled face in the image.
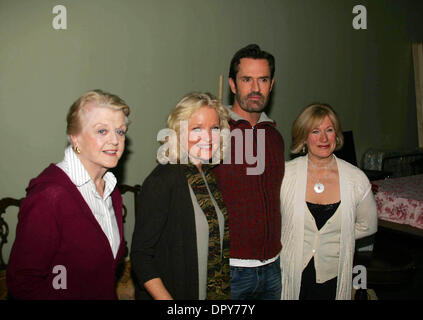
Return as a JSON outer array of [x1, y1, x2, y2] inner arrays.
[[71, 102, 127, 176], [186, 106, 220, 164], [306, 115, 336, 161]]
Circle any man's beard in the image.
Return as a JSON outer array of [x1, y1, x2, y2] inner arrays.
[[235, 91, 267, 113]]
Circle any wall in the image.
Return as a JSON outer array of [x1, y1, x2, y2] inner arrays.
[[0, 0, 421, 262]]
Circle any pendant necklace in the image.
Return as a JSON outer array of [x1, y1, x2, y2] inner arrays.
[[308, 156, 335, 194]]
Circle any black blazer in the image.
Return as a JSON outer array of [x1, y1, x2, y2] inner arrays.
[[130, 164, 199, 300]]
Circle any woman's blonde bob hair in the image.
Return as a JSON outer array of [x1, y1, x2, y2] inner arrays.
[[160, 92, 230, 163], [291, 103, 344, 155], [66, 89, 130, 136]]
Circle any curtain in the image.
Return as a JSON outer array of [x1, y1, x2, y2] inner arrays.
[[413, 43, 423, 148]]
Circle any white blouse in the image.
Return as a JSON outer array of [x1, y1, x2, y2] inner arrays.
[[56, 146, 120, 258], [303, 203, 341, 284]]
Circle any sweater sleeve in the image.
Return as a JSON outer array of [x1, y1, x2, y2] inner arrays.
[[130, 168, 172, 285], [6, 186, 61, 299], [354, 176, 378, 239]]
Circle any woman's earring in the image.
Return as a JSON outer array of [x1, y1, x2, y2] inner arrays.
[[75, 146, 81, 154], [302, 144, 306, 154]]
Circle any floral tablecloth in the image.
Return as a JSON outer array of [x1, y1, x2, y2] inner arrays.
[[372, 174, 423, 230]]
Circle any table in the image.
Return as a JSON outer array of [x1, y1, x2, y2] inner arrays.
[[372, 174, 423, 237]]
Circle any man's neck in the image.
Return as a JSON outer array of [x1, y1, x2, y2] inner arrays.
[[231, 103, 261, 127]]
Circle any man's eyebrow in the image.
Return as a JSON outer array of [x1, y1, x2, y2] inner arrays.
[[240, 75, 270, 78]]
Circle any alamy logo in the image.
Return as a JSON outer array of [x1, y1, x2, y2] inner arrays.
[[156, 121, 266, 175], [52, 265, 67, 290], [52, 5, 67, 30], [352, 265, 367, 290], [352, 5, 367, 30]]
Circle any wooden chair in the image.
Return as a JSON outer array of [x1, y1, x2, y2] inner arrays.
[[116, 184, 141, 300], [117, 184, 141, 256], [0, 197, 23, 300]]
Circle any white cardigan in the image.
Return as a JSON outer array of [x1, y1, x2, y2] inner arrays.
[[280, 155, 378, 300]]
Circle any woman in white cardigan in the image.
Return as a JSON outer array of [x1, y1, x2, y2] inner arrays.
[[280, 104, 377, 300]]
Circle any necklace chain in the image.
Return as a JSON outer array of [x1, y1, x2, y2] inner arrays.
[[308, 155, 335, 170], [308, 156, 335, 193]]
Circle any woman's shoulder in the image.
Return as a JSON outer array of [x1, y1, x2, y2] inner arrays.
[[282, 156, 305, 185], [21, 164, 76, 212], [285, 155, 304, 165], [285, 155, 305, 172], [336, 157, 368, 180], [142, 164, 186, 188], [139, 164, 189, 206], [336, 157, 371, 195], [26, 164, 73, 196], [148, 163, 184, 178]]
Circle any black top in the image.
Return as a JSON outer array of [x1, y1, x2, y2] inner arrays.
[[130, 164, 199, 300], [306, 201, 341, 230]]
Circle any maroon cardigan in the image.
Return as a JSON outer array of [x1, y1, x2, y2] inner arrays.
[[7, 164, 125, 300]]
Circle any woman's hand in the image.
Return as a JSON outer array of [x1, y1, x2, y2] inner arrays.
[[144, 278, 173, 300]]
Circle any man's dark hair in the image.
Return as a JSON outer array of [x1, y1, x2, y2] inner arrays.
[[229, 44, 275, 80]]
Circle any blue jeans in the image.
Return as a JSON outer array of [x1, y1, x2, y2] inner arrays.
[[230, 257, 281, 300]]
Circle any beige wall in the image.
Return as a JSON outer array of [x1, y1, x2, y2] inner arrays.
[[0, 0, 420, 262]]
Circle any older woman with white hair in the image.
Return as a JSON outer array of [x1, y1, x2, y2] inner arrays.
[[7, 90, 130, 299], [280, 103, 378, 300], [131, 92, 231, 300]]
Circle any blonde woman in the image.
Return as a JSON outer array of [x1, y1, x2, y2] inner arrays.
[[280, 103, 377, 300], [7, 90, 130, 299], [131, 92, 231, 300]]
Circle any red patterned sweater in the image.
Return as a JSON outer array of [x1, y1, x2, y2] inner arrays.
[[213, 114, 285, 261]]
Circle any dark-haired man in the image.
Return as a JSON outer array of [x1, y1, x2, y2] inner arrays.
[[213, 44, 285, 300]]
